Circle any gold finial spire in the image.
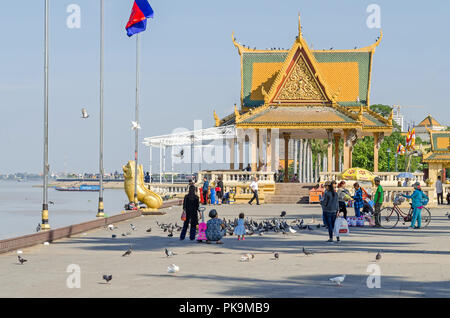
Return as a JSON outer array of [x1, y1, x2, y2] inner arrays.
[[298, 12, 302, 39], [214, 110, 220, 127], [388, 109, 394, 125], [234, 104, 241, 122]]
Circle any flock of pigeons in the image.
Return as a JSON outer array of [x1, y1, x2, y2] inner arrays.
[[19, 209, 388, 287]]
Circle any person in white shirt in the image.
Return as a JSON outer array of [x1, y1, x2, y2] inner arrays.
[[436, 176, 444, 205], [248, 177, 260, 205]]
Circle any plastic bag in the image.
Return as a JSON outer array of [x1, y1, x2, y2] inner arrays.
[[181, 211, 186, 222], [334, 217, 349, 236]]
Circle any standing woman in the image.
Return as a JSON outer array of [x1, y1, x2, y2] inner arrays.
[[352, 182, 364, 218], [322, 180, 339, 243], [217, 176, 224, 205], [180, 185, 201, 241], [337, 181, 350, 219]]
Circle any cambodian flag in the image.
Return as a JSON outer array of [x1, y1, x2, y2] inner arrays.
[[125, 0, 154, 37]]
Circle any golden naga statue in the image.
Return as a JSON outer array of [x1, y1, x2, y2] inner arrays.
[[123, 161, 163, 211]]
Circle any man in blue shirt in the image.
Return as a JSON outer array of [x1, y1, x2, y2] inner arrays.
[[202, 177, 209, 205]]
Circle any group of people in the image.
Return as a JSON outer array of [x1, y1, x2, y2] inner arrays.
[[321, 178, 386, 243], [201, 176, 225, 205], [180, 184, 246, 244], [435, 175, 450, 205]]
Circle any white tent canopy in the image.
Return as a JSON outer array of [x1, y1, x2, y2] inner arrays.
[[142, 125, 237, 183], [142, 125, 236, 148]]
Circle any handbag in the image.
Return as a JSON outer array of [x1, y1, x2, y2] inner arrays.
[[334, 217, 349, 236], [181, 210, 186, 222]]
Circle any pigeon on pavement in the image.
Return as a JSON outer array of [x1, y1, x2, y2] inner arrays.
[[18, 255, 27, 265], [375, 251, 382, 261], [165, 248, 176, 257], [303, 247, 314, 256], [122, 247, 132, 257], [102, 274, 112, 283], [167, 264, 180, 274], [330, 275, 346, 287]]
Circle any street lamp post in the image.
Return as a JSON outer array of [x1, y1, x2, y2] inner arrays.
[[395, 153, 398, 172], [97, 0, 105, 217], [41, 0, 50, 231], [387, 148, 391, 172]]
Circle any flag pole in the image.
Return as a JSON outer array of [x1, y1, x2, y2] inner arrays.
[[134, 33, 140, 204], [97, 0, 105, 217], [41, 0, 50, 231]]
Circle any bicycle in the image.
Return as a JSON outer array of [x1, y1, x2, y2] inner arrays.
[[378, 195, 431, 229]]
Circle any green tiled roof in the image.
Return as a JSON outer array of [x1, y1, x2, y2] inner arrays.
[[242, 51, 372, 108]]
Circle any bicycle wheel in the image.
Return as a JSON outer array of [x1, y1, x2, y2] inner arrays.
[[420, 208, 432, 228], [379, 207, 399, 229]]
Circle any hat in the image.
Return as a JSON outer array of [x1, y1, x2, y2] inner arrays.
[[413, 182, 421, 189], [374, 177, 381, 182], [208, 209, 218, 218]]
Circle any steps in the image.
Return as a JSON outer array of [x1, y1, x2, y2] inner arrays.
[[264, 183, 316, 204]]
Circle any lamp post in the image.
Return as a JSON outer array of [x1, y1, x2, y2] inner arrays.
[[395, 153, 398, 172], [387, 148, 391, 172]]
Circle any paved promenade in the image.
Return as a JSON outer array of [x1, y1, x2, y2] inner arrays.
[[1, 204, 449, 298]]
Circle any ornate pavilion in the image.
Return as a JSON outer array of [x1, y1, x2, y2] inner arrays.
[[423, 130, 450, 183], [214, 16, 394, 182]]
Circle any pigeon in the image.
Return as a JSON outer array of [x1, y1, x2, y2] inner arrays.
[[274, 252, 279, 260], [131, 121, 141, 130], [280, 211, 287, 218], [167, 264, 180, 274], [307, 225, 314, 231], [49, 201, 54, 205], [146, 227, 152, 233], [375, 251, 382, 261], [18, 255, 27, 265], [303, 247, 314, 256], [289, 227, 297, 234], [102, 274, 112, 283], [107, 224, 116, 230], [168, 229, 174, 238], [173, 149, 184, 159], [36, 223, 41, 232], [240, 253, 255, 262], [130, 224, 136, 231], [111, 234, 117, 238], [81, 108, 89, 119], [165, 248, 176, 257], [122, 247, 132, 257], [329, 275, 346, 287]]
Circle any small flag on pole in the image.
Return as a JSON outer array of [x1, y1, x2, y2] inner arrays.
[[125, 0, 154, 37]]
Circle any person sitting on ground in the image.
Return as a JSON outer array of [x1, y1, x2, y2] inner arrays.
[[205, 209, 225, 244]]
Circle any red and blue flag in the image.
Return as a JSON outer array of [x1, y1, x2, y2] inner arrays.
[[125, 0, 154, 37]]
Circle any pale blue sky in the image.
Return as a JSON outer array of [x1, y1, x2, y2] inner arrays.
[[0, 0, 449, 174]]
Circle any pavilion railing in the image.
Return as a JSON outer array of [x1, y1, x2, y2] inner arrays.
[[319, 172, 425, 186]]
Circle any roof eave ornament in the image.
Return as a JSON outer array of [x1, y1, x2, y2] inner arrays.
[[234, 104, 241, 122], [214, 110, 221, 127], [298, 12, 302, 41], [232, 31, 244, 55], [388, 109, 394, 126]]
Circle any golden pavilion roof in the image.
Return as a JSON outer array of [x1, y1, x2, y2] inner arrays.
[[423, 130, 450, 163]]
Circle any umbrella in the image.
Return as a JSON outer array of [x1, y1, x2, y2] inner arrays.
[[340, 168, 375, 182], [397, 172, 414, 179]]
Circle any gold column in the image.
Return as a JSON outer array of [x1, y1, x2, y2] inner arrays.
[[334, 133, 340, 172], [256, 129, 261, 170], [251, 129, 257, 172], [343, 129, 351, 170], [327, 129, 333, 173], [283, 132, 290, 183], [229, 138, 236, 170], [373, 133, 379, 172], [238, 138, 244, 170], [266, 129, 272, 172]]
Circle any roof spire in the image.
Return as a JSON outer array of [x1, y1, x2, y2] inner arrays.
[[298, 12, 302, 39]]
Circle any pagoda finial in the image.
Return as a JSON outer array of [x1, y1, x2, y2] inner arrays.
[[298, 12, 302, 39], [388, 109, 394, 125], [234, 104, 241, 121], [214, 110, 220, 127]]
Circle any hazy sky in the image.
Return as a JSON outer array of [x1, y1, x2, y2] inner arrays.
[[0, 0, 449, 174]]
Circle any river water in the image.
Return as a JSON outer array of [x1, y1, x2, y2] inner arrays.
[[0, 180, 128, 240]]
